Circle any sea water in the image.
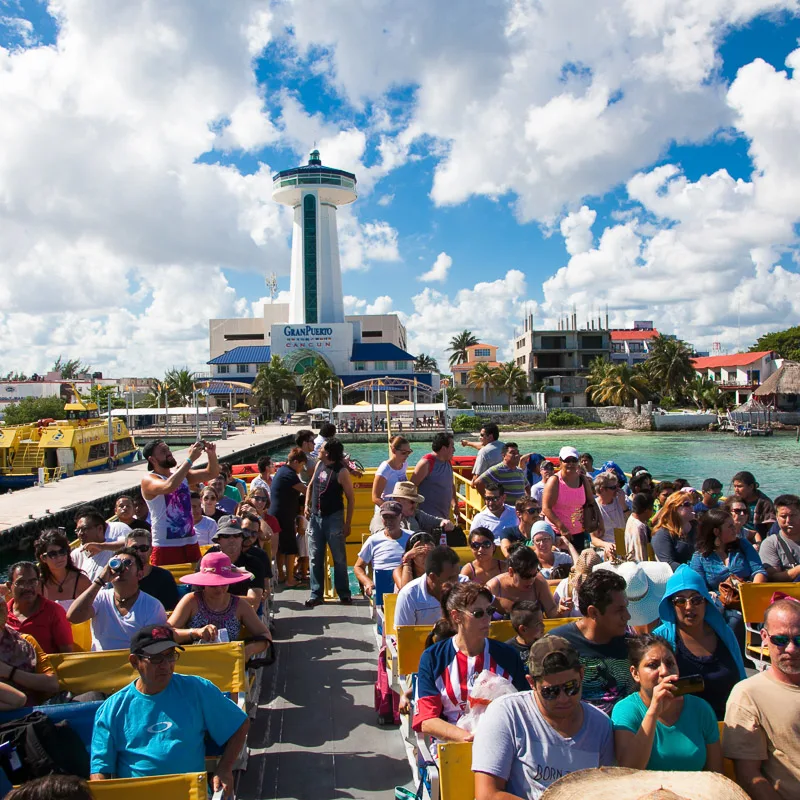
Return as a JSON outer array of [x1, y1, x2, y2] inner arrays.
[[273, 431, 800, 497]]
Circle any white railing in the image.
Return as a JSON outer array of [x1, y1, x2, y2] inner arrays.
[[472, 402, 546, 414]]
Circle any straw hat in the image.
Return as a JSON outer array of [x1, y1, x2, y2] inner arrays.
[[567, 549, 603, 596], [388, 481, 424, 504], [180, 551, 251, 587], [593, 561, 673, 627], [541, 767, 749, 799]]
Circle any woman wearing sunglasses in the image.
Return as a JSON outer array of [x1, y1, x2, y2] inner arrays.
[[238, 493, 279, 561], [34, 529, 91, 612], [653, 565, 745, 720], [611, 634, 723, 772], [412, 582, 527, 744], [369, 436, 413, 533], [460, 527, 505, 585], [723, 497, 749, 541], [393, 532, 435, 590], [651, 492, 698, 571]]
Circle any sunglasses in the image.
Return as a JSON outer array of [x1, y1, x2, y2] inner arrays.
[[672, 596, 705, 608], [563, 458, 579, 464], [680, 502, 694, 508], [485, 496, 504, 503], [251, 496, 268, 502], [601, 485, 618, 491], [43, 548, 68, 559], [470, 540, 494, 550], [129, 544, 151, 553], [538, 678, 581, 701], [768, 634, 800, 649], [463, 608, 489, 619], [216, 533, 243, 540], [730, 508, 747, 515], [523, 507, 539, 515], [138, 651, 180, 665]]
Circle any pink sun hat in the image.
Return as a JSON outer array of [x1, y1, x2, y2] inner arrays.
[[180, 551, 251, 587]]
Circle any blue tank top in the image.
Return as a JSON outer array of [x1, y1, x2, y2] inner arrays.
[[418, 455, 454, 519]]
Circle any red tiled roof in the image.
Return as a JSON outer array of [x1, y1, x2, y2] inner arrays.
[[692, 351, 773, 369], [610, 329, 659, 341]]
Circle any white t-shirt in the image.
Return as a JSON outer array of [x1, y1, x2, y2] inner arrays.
[[71, 548, 114, 582], [471, 505, 518, 541], [472, 692, 614, 799], [374, 461, 408, 510], [357, 531, 411, 571], [531, 482, 546, 505], [193, 515, 218, 546], [249, 476, 271, 500], [90, 588, 167, 651], [394, 575, 441, 627], [105, 521, 132, 542]]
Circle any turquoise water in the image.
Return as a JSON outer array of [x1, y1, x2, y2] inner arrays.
[[270, 432, 800, 497]]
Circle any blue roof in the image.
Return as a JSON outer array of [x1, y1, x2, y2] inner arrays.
[[350, 343, 415, 362], [342, 372, 433, 389], [205, 379, 254, 395], [208, 346, 271, 365]]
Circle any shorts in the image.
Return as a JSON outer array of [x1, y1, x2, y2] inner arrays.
[[151, 542, 202, 566], [277, 515, 299, 556], [296, 532, 308, 557]]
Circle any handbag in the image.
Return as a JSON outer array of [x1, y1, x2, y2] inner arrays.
[[582, 480, 601, 535], [718, 574, 743, 610]]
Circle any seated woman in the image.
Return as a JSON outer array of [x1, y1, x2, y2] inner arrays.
[[34, 529, 91, 612], [200, 486, 226, 522], [486, 543, 570, 618], [169, 551, 272, 661], [394, 532, 436, 590], [611, 634, 723, 772], [240, 491, 279, 558], [689, 508, 766, 640], [460, 527, 505, 585], [0, 595, 59, 706], [412, 582, 527, 743], [651, 492, 698, 571], [528, 521, 573, 583], [592, 472, 627, 559], [653, 565, 745, 720]]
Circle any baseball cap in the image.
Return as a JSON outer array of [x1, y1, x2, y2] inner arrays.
[[380, 500, 403, 517], [130, 625, 184, 656], [528, 635, 581, 678], [214, 515, 244, 538], [559, 446, 579, 461]]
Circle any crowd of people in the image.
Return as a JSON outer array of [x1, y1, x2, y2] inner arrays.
[[1, 419, 799, 799]]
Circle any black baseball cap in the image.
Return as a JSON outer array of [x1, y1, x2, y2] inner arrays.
[[130, 625, 184, 655], [528, 635, 581, 678]]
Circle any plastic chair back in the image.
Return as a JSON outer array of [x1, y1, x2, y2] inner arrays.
[[164, 562, 196, 583], [438, 741, 474, 800], [384, 593, 397, 636], [87, 772, 207, 800], [740, 582, 800, 666], [71, 620, 93, 652]]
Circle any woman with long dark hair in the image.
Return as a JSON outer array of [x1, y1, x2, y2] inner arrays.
[[460, 527, 505, 585], [34, 530, 91, 611]]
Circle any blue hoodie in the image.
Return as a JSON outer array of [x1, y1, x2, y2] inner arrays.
[[652, 564, 746, 679]]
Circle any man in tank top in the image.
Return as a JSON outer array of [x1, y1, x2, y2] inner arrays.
[[141, 439, 220, 566], [411, 432, 457, 520]]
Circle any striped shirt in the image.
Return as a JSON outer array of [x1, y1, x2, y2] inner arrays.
[[479, 464, 527, 503]]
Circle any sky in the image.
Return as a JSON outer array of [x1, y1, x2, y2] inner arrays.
[[1, 0, 800, 378]]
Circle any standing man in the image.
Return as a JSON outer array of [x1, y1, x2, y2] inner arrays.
[[461, 422, 504, 477], [141, 439, 219, 566], [250, 456, 273, 499], [412, 432, 457, 521], [724, 599, 800, 799], [295, 429, 317, 479], [474, 443, 527, 503], [304, 438, 355, 608], [759, 494, 800, 582]]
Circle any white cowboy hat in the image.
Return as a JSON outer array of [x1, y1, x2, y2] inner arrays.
[[388, 481, 424, 504], [593, 560, 673, 627], [542, 767, 749, 799]]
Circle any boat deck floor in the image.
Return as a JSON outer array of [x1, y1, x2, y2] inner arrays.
[[239, 587, 412, 800]]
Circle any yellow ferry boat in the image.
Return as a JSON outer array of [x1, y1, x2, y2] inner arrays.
[[0, 392, 137, 488]]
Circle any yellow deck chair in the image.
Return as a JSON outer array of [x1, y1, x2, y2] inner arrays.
[[614, 528, 626, 556], [438, 741, 474, 800], [164, 562, 196, 583], [384, 593, 397, 636], [88, 772, 206, 800], [49, 641, 247, 699], [71, 620, 93, 652], [451, 546, 473, 565], [718, 721, 736, 782], [740, 582, 800, 668]]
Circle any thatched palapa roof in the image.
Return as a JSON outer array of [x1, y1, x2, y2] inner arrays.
[[754, 360, 800, 396]]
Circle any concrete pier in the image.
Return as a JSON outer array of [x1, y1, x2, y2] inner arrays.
[[0, 424, 300, 547]]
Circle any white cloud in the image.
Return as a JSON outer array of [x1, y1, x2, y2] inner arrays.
[[338, 210, 401, 271], [377, 193, 394, 206], [419, 252, 452, 283], [560, 206, 596, 256]]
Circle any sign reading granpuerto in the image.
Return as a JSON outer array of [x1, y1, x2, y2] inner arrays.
[[283, 326, 333, 337]]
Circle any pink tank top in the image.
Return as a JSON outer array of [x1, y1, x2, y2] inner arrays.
[[553, 474, 586, 535]]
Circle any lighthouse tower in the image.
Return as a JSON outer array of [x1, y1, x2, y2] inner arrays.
[[272, 150, 357, 324]]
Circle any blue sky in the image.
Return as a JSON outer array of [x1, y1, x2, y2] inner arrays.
[[1, 2, 800, 375]]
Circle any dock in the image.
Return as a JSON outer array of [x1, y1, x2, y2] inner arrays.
[[0, 424, 300, 548]]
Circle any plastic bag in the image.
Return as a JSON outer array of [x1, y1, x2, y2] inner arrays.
[[456, 670, 517, 734]]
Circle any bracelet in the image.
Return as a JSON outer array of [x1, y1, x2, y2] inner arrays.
[[93, 578, 105, 587], [185, 457, 194, 467], [8, 667, 17, 684]]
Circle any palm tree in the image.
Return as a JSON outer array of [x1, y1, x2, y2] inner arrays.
[[493, 361, 527, 407], [591, 364, 650, 406], [52, 356, 90, 380], [252, 356, 296, 418], [301, 358, 339, 408], [142, 379, 180, 408], [447, 330, 479, 368], [646, 335, 695, 400], [414, 353, 439, 373], [443, 387, 468, 408], [586, 357, 615, 405], [468, 362, 498, 404], [164, 367, 196, 406]]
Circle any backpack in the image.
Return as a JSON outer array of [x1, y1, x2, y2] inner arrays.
[[0, 711, 89, 783]]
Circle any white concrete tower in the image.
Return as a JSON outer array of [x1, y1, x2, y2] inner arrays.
[[272, 150, 357, 325]]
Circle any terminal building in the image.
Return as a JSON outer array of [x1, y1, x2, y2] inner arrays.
[[206, 151, 436, 408]]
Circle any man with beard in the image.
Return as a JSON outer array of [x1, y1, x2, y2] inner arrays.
[[141, 439, 219, 566], [723, 599, 800, 799]]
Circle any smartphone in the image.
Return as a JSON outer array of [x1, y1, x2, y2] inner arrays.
[[671, 674, 705, 697]]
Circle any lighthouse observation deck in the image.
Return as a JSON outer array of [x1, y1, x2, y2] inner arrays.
[[272, 149, 357, 206]]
